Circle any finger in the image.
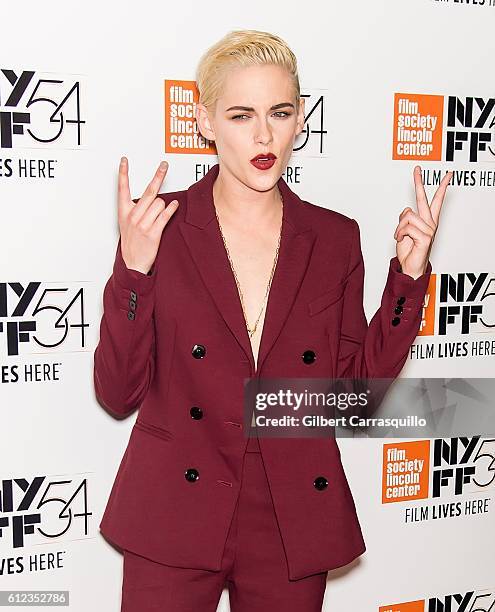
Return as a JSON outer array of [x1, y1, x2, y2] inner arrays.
[[413, 165, 433, 223], [396, 221, 432, 246], [394, 210, 435, 240], [151, 199, 180, 236], [129, 161, 170, 224], [398, 206, 414, 221], [139, 197, 178, 232], [118, 156, 132, 210], [138, 161, 169, 210], [429, 170, 453, 225]]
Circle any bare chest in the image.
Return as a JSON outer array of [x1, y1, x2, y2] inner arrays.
[[220, 226, 280, 328]]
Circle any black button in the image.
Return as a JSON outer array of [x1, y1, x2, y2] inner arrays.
[[130, 290, 137, 302], [127, 311, 135, 320], [129, 299, 137, 311], [192, 344, 206, 359], [397, 296, 406, 305], [314, 476, 328, 490], [392, 317, 401, 326], [394, 305, 403, 315], [190, 406, 203, 420], [302, 349, 316, 364], [185, 468, 199, 482]]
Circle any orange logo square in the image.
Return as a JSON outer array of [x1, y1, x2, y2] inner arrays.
[[382, 440, 430, 504], [392, 93, 444, 161], [164, 79, 217, 155]]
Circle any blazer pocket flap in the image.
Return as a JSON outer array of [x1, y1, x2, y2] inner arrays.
[[134, 417, 174, 441], [308, 282, 345, 316]]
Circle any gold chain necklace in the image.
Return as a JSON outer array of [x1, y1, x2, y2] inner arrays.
[[215, 191, 283, 339]]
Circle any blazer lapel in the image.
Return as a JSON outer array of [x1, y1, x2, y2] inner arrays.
[[179, 163, 316, 375]]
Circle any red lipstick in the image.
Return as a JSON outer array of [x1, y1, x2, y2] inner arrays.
[[250, 152, 277, 170]]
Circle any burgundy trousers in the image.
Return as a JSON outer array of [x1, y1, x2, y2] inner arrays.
[[120, 433, 328, 611]]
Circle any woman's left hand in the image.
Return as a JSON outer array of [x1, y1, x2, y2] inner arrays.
[[394, 165, 453, 280]]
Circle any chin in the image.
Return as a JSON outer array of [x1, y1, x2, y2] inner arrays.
[[247, 166, 280, 190], [249, 176, 279, 193]]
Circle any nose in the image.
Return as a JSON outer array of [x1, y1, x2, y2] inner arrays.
[[254, 117, 273, 146]]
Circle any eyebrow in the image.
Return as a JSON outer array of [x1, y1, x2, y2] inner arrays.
[[225, 102, 295, 112]]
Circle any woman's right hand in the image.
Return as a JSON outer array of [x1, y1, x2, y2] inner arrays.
[[118, 157, 179, 274]]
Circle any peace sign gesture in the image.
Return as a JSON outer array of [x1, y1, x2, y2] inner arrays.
[[118, 157, 179, 275], [393, 165, 453, 280]]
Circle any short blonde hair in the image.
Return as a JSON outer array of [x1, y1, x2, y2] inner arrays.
[[195, 30, 301, 112]]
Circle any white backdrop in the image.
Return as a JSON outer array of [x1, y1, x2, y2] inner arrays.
[[1, 1, 494, 610]]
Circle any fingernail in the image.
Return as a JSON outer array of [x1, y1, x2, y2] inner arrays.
[[121, 156, 127, 164], [160, 161, 168, 170]]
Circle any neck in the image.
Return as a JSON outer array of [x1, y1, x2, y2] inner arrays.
[[212, 165, 282, 229]]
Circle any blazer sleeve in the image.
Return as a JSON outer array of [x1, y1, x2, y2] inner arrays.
[[336, 218, 431, 409], [93, 236, 157, 418]]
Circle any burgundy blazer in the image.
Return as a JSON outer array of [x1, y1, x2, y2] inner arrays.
[[94, 162, 431, 580]]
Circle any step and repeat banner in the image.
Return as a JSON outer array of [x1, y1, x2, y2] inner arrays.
[[1, 1, 494, 610]]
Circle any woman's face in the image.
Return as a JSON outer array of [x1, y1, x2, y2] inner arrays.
[[196, 63, 305, 193]]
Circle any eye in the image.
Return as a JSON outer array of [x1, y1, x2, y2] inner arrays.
[[230, 111, 292, 121]]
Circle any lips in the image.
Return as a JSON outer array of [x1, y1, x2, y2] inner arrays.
[[250, 152, 277, 170]]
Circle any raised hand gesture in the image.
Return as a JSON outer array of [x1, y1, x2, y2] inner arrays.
[[394, 165, 453, 280], [118, 157, 179, 275]]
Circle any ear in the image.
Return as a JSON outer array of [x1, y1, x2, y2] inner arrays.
[[196, 103, 216, 141], [295, 97, 305, 137]]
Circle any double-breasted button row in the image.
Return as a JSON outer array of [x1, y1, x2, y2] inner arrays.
[[185, 468, 329, 489], [191, 343, 319, 365], [186, 404, 239, 485], [127, 290, 138, 320], [187, 402, 202, 481], [392, 296, 406, 326]]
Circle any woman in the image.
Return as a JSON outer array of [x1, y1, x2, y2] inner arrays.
[[94, 30, 452, 612]]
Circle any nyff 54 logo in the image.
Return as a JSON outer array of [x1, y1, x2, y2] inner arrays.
[[382, 436, 495, 504], [0, 69, 85, 149], [419, 271, 495, 336], [0, 474, 92, 549], [0, 282, 89, 357]]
